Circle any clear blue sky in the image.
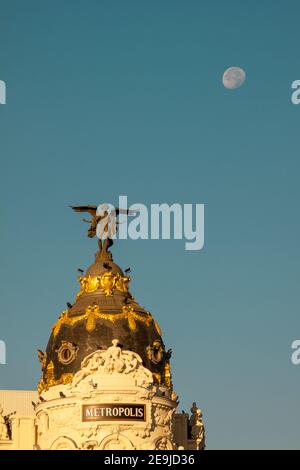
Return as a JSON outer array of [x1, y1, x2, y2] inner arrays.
[[0, 0, 300, 449]]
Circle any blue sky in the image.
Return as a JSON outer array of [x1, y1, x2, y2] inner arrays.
[[0, 0, 300, 449]]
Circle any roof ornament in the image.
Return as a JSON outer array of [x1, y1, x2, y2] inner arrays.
[[70, 204, 137, 255]]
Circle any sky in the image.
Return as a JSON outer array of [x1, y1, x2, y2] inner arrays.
[[0, 0, 300, 450]]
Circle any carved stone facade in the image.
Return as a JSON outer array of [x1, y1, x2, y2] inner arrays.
[[0, 387, 205, 450], [36, 340, 178, 450]]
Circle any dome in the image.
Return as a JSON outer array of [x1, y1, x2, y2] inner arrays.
[[38, 248, 172, 394], [85, 250, 124, 277]]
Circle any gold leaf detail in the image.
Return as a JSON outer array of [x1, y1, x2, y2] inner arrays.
[[77, 272, 131, 298], [52, 311, 68, 337], [152, 372, 162, 385], [85, 305, 99, 333], [127, 313, 137, 331], [163, 361, 173, 391], [52, 305, 159, 340], [38, 359, 74, 393]]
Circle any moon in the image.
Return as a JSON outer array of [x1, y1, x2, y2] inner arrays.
[[222, 66, 246, 89]]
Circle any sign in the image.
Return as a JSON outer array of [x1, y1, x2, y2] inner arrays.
[[82, 404, 146, 422]]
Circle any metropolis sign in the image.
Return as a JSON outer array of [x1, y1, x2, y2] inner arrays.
[[82, 404, 146, 422]]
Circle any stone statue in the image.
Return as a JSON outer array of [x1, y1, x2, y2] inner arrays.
[[104, 339, 125, 373], [0, 405, 9, 440], [189, 402, 205, 450], [70, 204, 137, 254], [72, 339, 153, 389], [73, 351, 105, 387]]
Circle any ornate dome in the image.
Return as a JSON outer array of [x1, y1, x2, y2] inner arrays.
[[38, 249, 172, 394]]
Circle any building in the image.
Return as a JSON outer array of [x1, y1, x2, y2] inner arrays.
[[0, 207, 205, 450]]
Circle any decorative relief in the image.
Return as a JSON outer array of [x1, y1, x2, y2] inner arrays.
[[36, 351, 178, 450], [77, 272, 130, 298], [147, 340, 165, 364], [50, 436, 77, 450], [52, 305, 162, 337], [155, 437, 173, 450], [85, 305, 102, 333], [38, 361, 73, 394], [81, 423, 131, 444], [50, 407, 78, 427], [152, 365, 172, 391], [52, 310, 79, 337], [72, 339, 153, 389], [136, 389, 155, 400], [56, 341, 78, 365], [154, 404, 175, 427], [152, 372, 162, 386], [134, 424, 151, 439], [99, 433, 134, 450], [82, 440, 98, 450], [81, 426, 100, 439]]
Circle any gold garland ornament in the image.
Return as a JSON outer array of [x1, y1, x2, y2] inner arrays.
[[38, 361, 73, 394], [77, 272, 130, 298], [52, 305, 162, 337]]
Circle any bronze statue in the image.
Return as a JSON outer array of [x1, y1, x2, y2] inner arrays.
[[70, 204, 137, 254]]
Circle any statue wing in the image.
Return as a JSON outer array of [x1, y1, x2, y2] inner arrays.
[[70, 205, 97, 216]]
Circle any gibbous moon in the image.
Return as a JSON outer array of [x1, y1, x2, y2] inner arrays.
[[222, 66, 246, 89]]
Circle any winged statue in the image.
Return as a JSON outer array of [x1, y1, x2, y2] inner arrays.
[[70, 204, 137, 254]]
